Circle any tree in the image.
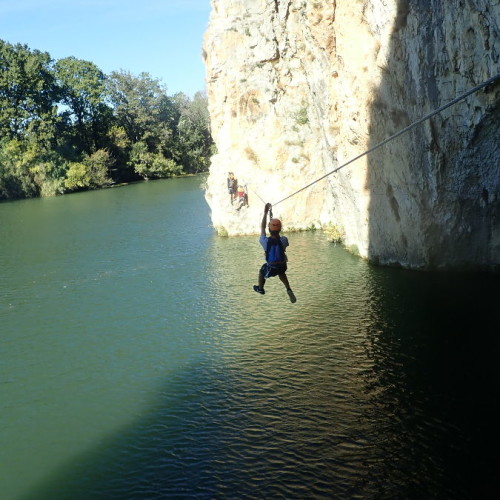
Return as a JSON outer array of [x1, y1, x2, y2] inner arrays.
[[128, 141, 181, 180], [0, 137, 69, 199], [173, 91, 214, 173], [0, 39, 58, 141], [54, 57, 112, 155], [106, 71, 182, 178], [107, 71, 171, 143], [0, 139, 38, 199], [0, 38, 213, 200], [64, 149, 113, 191]]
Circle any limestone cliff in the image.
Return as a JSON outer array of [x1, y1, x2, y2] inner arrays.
[[203, 0, 500, 270]]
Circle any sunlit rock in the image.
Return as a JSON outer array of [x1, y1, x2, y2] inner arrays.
[[203, 0, 500, 270]]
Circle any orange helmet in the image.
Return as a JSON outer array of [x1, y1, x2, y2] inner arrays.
[[268, 218, 282, 232]]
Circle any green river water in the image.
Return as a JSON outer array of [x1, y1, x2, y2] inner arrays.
[[1, 176, 499, 499]]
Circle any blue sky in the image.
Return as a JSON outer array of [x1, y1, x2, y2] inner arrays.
[[0, 0, 211, 97]]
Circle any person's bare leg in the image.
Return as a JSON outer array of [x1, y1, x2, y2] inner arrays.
[[278, 273, 290, 289], [279, 274, 296, 303], [259, 272, 266, 289], [253, 271, 266, 295]]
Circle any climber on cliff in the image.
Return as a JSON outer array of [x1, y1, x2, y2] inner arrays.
[[253, 203, 297, 303], [235, 183, 248, 210], [227, 172, 236, 204]]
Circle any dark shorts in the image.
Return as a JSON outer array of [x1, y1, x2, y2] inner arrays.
[[228, 187, 234, 194], [260, 262, 287, 278]]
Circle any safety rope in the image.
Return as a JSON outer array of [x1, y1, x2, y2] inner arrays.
[[249, 185, 267, 205], [271, 72, 500, 208]]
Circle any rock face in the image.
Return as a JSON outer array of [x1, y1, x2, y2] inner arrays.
[[203, 0, 500, 270]]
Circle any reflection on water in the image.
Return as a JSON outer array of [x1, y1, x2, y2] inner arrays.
[[1, 178, 499, 499]]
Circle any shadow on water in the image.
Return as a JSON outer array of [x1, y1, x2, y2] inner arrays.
[[363, 2, 500, 490], [361, 269, 500, 498], [24, 230, 500, 499]]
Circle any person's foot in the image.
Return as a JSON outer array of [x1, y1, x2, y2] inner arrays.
[[287, 288, 296, 303], [253, 285, 265, 295]]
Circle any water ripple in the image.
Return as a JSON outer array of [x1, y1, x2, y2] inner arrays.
[[1, 180, 500, 499]]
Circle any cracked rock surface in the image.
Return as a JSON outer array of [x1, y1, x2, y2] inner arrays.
[[203, 0, 500, 270]]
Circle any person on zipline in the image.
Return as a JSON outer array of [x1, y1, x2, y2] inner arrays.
[[253, 203, 297, 303]]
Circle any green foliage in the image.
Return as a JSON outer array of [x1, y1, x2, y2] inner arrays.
[[54, 57, 112, 154], [0, 139, 37, 199], [29, 150, 67, 197], [33, 164, 65, 197], [0, 40, 58, 141], [64, 162, 89, 191], [215, 225, 229, 237], [323, 223, 346, 245], [64, 149, 113, 191], [0, 137, 71, 199], [172, 91, 214, 173], [104, 125, 131, 181], [348, 244, 360, 256], [107, 70, 174, 145], [0, 39, 214, 200], [128, 142, 181, 179], [293, 104, 309, 126], [84, 149, 113, 187]]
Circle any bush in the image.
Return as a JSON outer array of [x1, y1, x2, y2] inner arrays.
[[129, 142, 182, 179], [64, 149, 112, 191], [0, 139, 39, 199], [31, 161, 66, 196], [323, 223, 345, 245], [64, 162, 90, 190], [85, 149, 113, 187]]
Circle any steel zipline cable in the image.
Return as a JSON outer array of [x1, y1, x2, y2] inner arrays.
[[271, 72, 500, 208]]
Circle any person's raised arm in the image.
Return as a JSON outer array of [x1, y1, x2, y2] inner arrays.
[[261, 203, 271, 235]]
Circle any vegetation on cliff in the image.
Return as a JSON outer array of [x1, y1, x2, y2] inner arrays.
[[0, 39, 214, 201]]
